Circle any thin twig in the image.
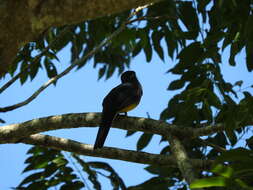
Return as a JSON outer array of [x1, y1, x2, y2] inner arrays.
[[0, 5, 150, 113]]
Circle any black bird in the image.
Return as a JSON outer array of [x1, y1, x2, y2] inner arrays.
[[94, 71, 143, 149]]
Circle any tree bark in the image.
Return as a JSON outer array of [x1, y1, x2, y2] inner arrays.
[[19, 133, 213, 169], [0, 0, 162, 76]]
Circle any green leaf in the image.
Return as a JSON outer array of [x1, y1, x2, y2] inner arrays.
[[246, 41, 253, 71], [132, 40, 142, 57], [44, 57, 58, 80], [60, 181, 85, 190], [211, 164, 234, 178], [29, 58, 41, 81], [140, 31, 153, 62], [164, 29, 177, 58], [128, 177, 173, 190], [145, 165, 174, 177], [178, 1, 199, 38], [151, 31, 164, 61], [20, 61, 29, 85], [72, 155, 101, 190], [207, 90, 221, 108], [88, 161, 126, 190], [177, 42, 203, 65], [19, 172, 44, 186], [168, 79, 185, 90], [125, 130, 136, 137], [52, 156, 68, 167], [215, 148, 253, 164], [190, 176, 228, 188], [225, 130, 237, 146], [98, 65, 106, 80], [136, 133, 153, 151], [234, 80, 243, 87]]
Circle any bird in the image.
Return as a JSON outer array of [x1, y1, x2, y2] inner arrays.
[[94, 71, 143, 149]]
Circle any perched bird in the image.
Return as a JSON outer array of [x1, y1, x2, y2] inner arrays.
[[94, 71, 143, 149]]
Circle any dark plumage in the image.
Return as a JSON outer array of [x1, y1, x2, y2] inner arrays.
[[94, 71, 142, 149]]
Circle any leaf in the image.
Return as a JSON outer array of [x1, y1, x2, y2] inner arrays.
[[19, 172, 44, 186], [52, 156, 68, 167], [234, 80, 243, 87], [60, 181, 85, 190], [105, 64, 115, 79], [140, 31, 153, 62], [44, 57, 58, 81], [145, 165, 174, 177], [128, 177, 173, 190], [73, 155, 101, 190], [132, 40, 142, 57], [168, 79, 185, 90], [215, 148, 253, 164], [160, 108, 169, 121], [98, 65, 106, 80], [20, 61, 29, 85], [29, 58, 41, 81], [151, 31, 164, 61], [206, 90, 221, 108], [190, 176, 228, 188], [136, 133, 153, 151], [51, 29, 73, 52], [88, 162, 126, 190], [164, 29, 177, 59], [177, 42, 203, 65], [125, 130, 136, 137], [211, 164, 234, 178], [178, 1, 199, 38], [225, 130, 237, 146], [246, 41, 253, 71]]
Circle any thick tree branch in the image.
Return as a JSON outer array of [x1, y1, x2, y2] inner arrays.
[[0, 112, 249, 144], [19, 133, 213, 169], [193, 123, 225, 137], [167, 135, 204, 189], [0, 113, 177, 143], [0, 0, 162, 75]]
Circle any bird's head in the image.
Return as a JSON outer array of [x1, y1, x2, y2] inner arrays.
[[121, 71, 137, 83]]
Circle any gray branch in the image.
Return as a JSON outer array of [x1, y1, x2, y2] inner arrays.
[[0, 112, 247, 144], [0, 112, 177, 143], [167, 135, 204, 189], [19, 133, 213, 169]]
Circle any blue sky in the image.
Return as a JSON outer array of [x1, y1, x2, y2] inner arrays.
[[1, 42, 253, 189]]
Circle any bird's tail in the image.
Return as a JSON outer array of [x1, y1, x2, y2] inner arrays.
[[94, 110, 116, 149]]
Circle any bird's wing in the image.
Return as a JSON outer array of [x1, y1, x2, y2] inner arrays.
[[102, 83, 139, 112]]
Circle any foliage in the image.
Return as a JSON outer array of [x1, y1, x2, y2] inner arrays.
[[2, 0, 253, 189], [16, 146, 126, 190]]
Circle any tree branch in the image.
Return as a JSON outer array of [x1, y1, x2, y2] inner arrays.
[[167, 135, 204, 189], [18, 133, 213, 169], [0, 112, 250, 144], [0, 113, 176, 143]]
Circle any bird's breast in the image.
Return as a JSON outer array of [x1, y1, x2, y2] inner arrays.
[[118, 103, 138, 113]]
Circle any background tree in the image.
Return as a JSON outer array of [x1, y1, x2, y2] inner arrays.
[[1, 0, 253, 189]]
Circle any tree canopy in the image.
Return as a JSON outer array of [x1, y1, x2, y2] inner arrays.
[[1, 0, 253, 189]]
